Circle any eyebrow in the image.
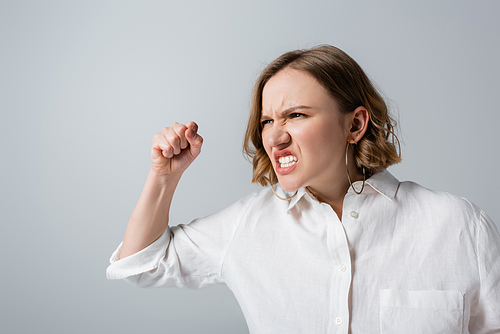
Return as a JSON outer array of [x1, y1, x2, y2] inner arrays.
[[261, 105, 312, 119]]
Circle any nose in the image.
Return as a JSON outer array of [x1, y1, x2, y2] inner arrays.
[[266, 124, 291, 149]]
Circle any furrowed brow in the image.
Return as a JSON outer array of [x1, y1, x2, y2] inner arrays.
[[261, 105, 312, 120], [282, 105, 312, 114]]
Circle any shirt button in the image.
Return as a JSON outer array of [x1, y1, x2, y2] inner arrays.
[[350, 211, 359, 219], [339, 264, 347, 273], [336, 317, 343, 325]]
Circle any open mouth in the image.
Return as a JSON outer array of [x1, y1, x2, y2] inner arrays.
[[278, 155, 298, 168]]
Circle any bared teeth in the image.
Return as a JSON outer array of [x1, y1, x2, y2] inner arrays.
[[278, 155, 297, 168]]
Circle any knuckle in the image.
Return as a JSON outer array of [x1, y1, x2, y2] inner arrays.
[[167, 134, 180, 145], [152, 133, 161, 144], [174, 123, 188, 135]]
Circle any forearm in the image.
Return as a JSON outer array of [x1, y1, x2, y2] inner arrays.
[[118, 168, 181, 259], [117, 121, 202, 260]]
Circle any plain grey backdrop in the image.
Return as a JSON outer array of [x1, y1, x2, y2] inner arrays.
[[1, 1, 499, 333]]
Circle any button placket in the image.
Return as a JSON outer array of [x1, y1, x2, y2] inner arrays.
[[324, 207, 351, 334]]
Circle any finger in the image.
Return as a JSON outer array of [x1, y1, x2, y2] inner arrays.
[[157, 124, 182, 155], [151, 146, 163, 161], [153, 142, 173, 159], [170, 122, 189, 151], [152, 131, 175, 158], [162, 146, 174, 159]]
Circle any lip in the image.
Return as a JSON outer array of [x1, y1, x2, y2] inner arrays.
[[273, 149, 298, 175]]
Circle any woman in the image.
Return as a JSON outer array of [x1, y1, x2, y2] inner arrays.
[[107, 45, 500, 333]]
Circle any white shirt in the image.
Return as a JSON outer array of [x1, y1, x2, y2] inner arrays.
[[107, 170, 500, 333]]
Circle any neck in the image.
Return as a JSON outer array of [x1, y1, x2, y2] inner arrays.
[[307, 152, 364, 220], [307, 183, 348, 220]]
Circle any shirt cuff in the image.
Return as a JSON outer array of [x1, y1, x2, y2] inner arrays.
[[106, 228, 171, 280]]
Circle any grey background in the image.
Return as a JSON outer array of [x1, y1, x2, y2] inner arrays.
[[1, 1, 499, 333]]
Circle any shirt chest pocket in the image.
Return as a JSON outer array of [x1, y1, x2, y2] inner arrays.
[[380, 289, 464, 334]]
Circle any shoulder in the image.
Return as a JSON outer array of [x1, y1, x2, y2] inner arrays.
[[204, 187, 279, 221], [396, 180, 482, 225], [231, 187, 275, 209], [237, 187, 288, 217]]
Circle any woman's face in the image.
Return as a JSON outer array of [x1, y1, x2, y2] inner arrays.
[[261, 68, 351, 193]]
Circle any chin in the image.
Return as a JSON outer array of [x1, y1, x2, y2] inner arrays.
[[277, 178, 301, 193]]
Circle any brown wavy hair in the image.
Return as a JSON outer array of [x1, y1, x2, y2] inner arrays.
[[243, 45, 401, 186]]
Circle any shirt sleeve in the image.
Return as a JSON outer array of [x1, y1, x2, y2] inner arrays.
[[105, 191, 257, 289], [469, 210, 500, 333]]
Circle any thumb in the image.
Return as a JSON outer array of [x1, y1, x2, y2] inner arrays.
[[186, 128, 203, 158]]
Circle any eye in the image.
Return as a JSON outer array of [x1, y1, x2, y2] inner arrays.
[[260, 119, 273, 127], [290, 112, 305, 118]]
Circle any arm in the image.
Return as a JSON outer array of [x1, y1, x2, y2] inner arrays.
[[469, 210, 500, 333], [118, 121, 203, 260]]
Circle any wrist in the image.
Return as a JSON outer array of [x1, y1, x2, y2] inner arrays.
[[148, 168, 182, 184]]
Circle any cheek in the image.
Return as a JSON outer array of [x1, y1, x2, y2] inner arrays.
[[261, 130, 270, 150], [296, 124, 344, 156], [261, 133, 272, 159], [294, 126, 326, 148]]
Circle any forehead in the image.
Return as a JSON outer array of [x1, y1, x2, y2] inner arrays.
[[261, 68, 331, 115]]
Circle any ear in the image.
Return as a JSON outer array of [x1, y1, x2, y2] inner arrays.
[[348, 106, 369, 143]]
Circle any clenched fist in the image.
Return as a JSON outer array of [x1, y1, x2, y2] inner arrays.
[[151, 121, 203, 176]]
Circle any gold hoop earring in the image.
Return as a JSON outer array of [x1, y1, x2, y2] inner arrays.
[[346, 141, 365, 195], [270, 183, 298, 201]]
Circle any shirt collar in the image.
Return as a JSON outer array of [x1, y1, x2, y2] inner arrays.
[[363, 169, 400, 201], [285, 169, 400, 212]]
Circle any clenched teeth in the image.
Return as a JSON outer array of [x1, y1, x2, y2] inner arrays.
[[278, 155, 297, 168]]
